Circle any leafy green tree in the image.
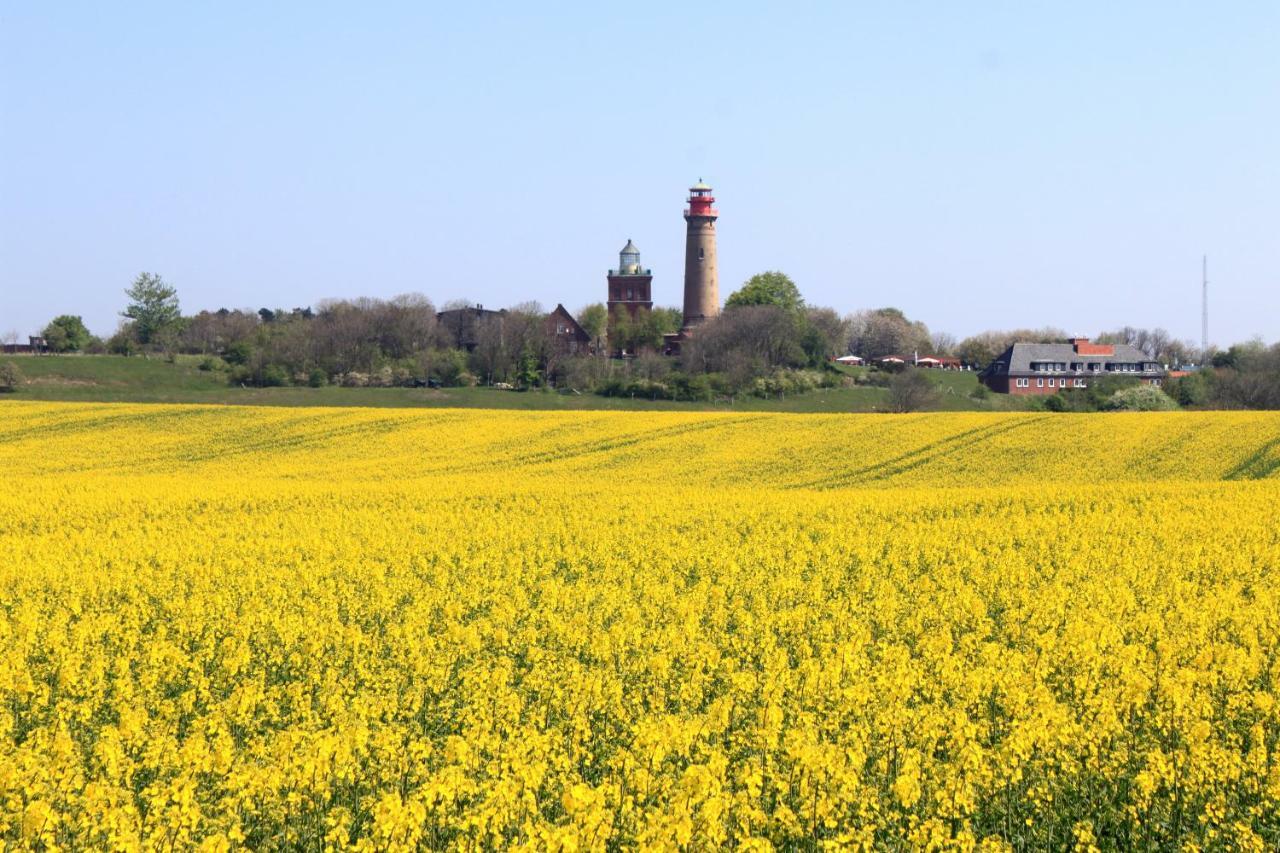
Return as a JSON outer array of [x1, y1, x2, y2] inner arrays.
[[42, 315, 93, 352], [122, 272, 180, 345], [726, 271, 804, 313], [1166, 371, 1210, 407], [650, 307, 682, 335], [577, 303, 607, 351], [516, 352, 542, 389], [799, 307, 849, 366], [606, 306, 629, 351]]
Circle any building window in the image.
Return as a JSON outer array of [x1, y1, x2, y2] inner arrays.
[[1036, 378, 1044, 388], [698, 248, 705, 260]]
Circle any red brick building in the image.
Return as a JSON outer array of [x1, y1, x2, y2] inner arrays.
[[980, 338, 1165, 395], [606, 239, 653, 356], [546, 304, 592, 355]]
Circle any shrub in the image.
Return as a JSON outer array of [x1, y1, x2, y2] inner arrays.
[[669, 372, 712, 402], [1103, 385, 1178, 411], [0, 361, 24, 392], [364, 366, 394, 388], [107, 329, 138, 356], [598, 377, 672, 400], [223, 341, 252, 366], [308, 369, 328, 388], [228, 362, 290, 387], [430, 349, 469, 387], [260, 365, 289, 387], [886, 369, 940, 413], [751, 370, 823, 398]]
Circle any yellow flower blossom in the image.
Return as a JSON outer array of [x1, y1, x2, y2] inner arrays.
[[1, 403, 1279, 847]]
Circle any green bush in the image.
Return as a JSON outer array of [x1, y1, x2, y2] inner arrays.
[[430, 349, 469, 387], [669, 373, 712, 402], [107, 329, 138, 356], [227, 363, 290, 387], [1166, 371, 1210, 407], [223, 341, 252, 366], [308, 368, 328, 387], [260, 365, 289, 387], [598, 377, 672, 400]]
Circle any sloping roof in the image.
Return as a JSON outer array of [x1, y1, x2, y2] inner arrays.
[[620, 239, 640, 255], [550, 304, 590, 340], [984, 341, 1155, 375]]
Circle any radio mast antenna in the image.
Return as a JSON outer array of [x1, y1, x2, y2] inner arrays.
[[1201, 255, 1209, 357]]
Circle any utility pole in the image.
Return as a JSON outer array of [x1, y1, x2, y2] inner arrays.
[[1201, 255, 1209, 357]]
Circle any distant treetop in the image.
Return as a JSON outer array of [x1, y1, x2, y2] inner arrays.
[[726, 271, 804, 313]]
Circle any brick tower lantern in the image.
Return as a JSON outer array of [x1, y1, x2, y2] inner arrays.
[[606, 239, 653, 355], [680, 179, 719, 332]]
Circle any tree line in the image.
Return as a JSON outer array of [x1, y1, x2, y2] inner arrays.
[[17, 270, 1280, 408]]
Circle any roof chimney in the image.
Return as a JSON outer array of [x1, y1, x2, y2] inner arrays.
[[1071, 337, 1115, 356]]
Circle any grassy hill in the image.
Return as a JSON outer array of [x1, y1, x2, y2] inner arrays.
[[0, 354, 1026, 413]]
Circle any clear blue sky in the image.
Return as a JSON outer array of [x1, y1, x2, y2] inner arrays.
[[2, 1, 1277, 346]]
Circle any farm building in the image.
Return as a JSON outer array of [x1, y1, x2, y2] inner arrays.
[[1, 336, 47, 355], [980, 338, 1165, 395]]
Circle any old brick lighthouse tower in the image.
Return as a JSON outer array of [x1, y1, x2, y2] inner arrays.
[[681, 179, 720, 333], [606, 239, 653, 355]]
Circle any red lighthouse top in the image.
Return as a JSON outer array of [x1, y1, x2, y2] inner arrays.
[[684, 178, 718, 220]]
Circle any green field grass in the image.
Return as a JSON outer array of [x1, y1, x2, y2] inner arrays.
[[0, 354, 1025, 412]]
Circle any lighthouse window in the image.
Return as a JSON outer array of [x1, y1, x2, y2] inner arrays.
[[698, 248, 705, 260]]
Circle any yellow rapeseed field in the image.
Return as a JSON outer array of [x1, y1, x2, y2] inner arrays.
[[2, 402, 1280, 850]]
